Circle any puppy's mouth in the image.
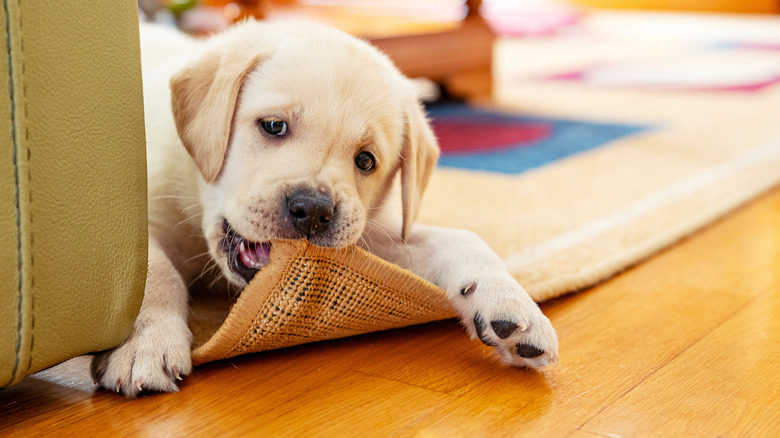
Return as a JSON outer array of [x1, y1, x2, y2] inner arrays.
[[222, 223, 271, 284]]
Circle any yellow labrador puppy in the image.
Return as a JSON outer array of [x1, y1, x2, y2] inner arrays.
[[92, 21, 558, 397]]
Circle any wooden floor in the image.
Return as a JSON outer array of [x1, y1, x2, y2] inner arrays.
[[2, 187, 780, 436]]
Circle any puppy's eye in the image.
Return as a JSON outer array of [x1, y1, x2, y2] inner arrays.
[[259, 119, 288, 137], [355, 151, 376, 173]]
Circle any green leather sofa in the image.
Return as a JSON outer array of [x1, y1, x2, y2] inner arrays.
[[1, 0, 147, 387]]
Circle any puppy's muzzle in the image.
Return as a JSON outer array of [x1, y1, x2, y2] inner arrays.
[[287, 188, 334, 238]]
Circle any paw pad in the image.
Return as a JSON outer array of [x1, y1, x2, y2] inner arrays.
[[490, 320, 519, 339], [516, 343, 545, 358]]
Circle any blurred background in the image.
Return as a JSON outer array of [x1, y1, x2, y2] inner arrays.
[[138, 0, 780, 102]]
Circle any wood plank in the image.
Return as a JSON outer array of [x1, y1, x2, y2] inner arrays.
[[353, 319, 510, 396], [568, 431, 615, 438], [240, 372, 457, 436], [580, 284, 780, 437]]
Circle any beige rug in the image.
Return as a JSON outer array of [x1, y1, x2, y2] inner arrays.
[[419, 11, 780, 301], [191, 12, 780, 361]]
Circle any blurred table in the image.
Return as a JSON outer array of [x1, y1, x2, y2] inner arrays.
[[204, 0, 494, 99]]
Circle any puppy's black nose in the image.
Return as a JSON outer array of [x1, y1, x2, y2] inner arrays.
[[287, 189, 334, 238]]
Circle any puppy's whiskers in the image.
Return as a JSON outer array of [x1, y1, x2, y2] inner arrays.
[[150, 195, 199, 201], [172, 211, 204, 234], [208, 276, 223, 291], [207, 267, 226, 290], [184, 251, 211, 265], [182, 203, 203, 213], [190, 258, 220, 288], [365, 218, 407, 252], [357, 234, 372, 251], [364, 216, 403, 239]]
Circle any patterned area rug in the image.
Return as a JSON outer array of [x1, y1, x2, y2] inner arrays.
[[417, 12, 780, 301]]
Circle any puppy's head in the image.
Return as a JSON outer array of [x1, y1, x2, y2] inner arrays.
[[170, 21, 439, 286]]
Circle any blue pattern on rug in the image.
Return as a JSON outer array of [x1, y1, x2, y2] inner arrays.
[[427, 104, 649, 174]]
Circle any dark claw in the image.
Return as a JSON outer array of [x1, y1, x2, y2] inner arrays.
[[516, 343, 545, 358], [473, 314, 498, 346], [490, 320, 518, 339]]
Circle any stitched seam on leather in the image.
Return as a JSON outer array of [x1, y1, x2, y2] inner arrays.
[[15, 0, 33, 376], [2, 0, 21, 387]]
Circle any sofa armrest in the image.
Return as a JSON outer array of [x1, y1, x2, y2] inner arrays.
[[1, 0, 147, 387]]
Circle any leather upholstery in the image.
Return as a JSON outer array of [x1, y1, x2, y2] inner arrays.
[[1, 0, 147, 387]]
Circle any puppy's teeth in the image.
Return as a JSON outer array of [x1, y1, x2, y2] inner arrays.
[[239, 240, 247, 253], [519, 323, 529, 332]]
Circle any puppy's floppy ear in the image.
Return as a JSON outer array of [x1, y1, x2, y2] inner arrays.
[[170, 49, 264, 183], [400, 96, 440, 240]]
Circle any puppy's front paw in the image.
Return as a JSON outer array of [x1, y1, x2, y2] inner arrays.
[[91, 316, 193, 398], [459, 280, 558, 368]]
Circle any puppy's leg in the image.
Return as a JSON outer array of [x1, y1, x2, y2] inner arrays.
[[363, 222, 558, 368], [91, 237, 193, 398]]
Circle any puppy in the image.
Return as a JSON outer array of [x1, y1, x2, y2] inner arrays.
[[92, 21, 558, 397]]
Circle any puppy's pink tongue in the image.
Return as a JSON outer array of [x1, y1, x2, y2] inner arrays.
[[239, 241, 271, 269]]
